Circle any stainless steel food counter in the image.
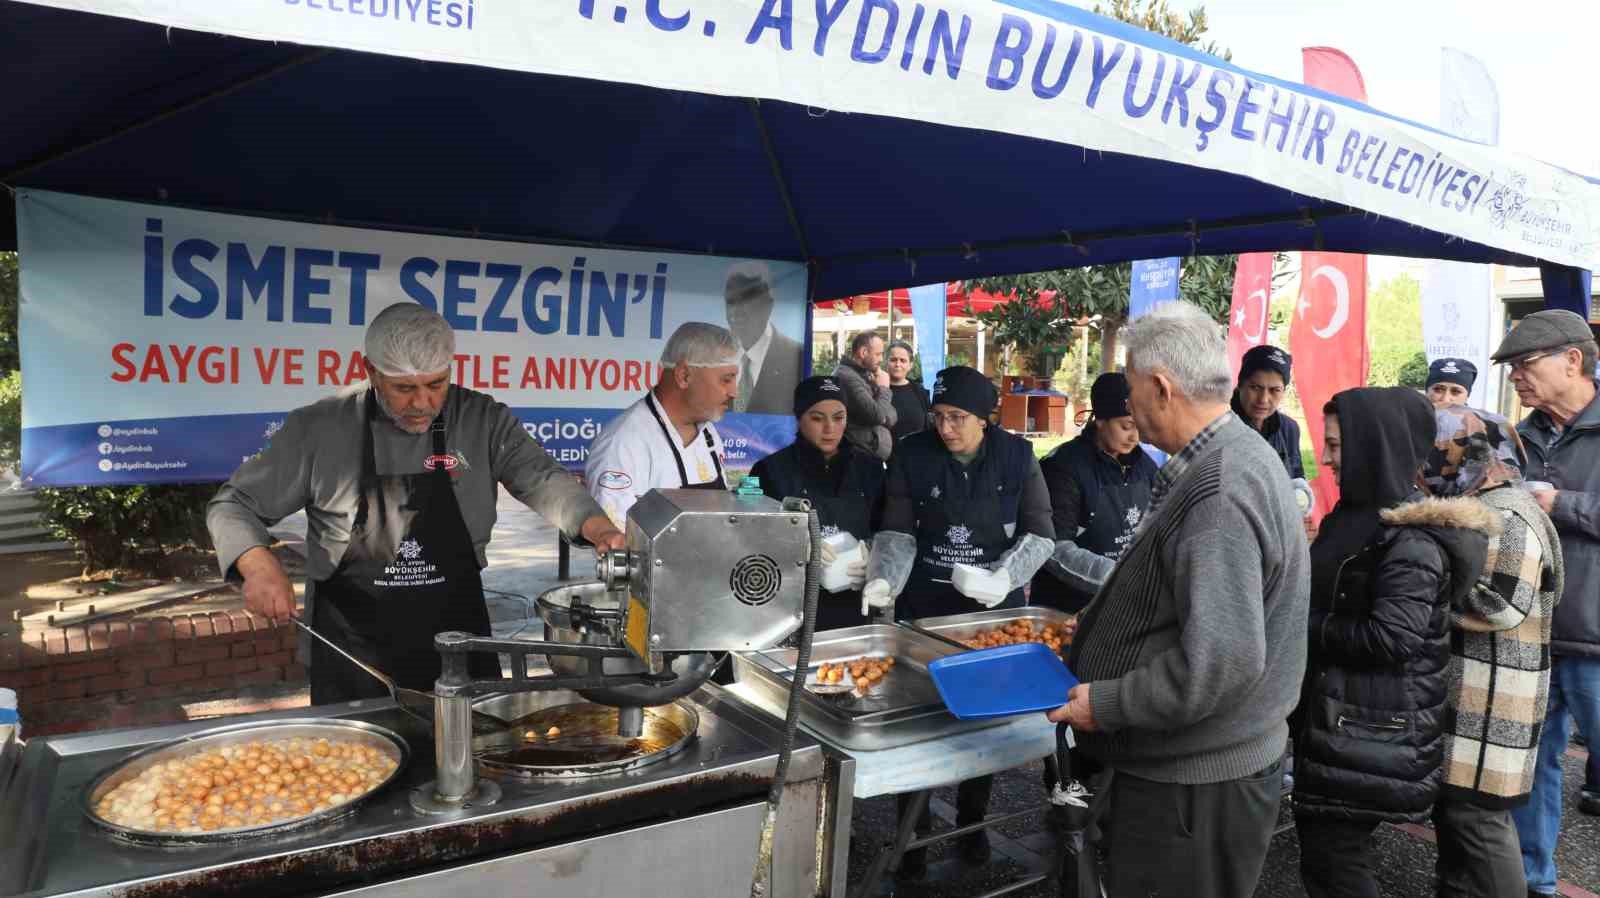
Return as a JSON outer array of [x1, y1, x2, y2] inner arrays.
[[0, 685, 828, 898]]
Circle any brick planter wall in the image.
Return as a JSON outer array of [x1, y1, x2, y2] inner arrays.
[[1, 611, 309, 737]]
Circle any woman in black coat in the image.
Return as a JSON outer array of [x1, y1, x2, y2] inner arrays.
[[748, 376, 886, 631], [1293, 387, 1495, 898]]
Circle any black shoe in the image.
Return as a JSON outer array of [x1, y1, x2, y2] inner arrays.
[[958, 829, 992, 866], [1530, 891, 1556, 898], [1581, 791, 1600, 816], [895, 846, 928, 881]]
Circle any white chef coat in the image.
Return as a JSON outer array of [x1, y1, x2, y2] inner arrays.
[[585, 392, 727, 527]]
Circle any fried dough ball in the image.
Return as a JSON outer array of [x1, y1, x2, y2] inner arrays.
[[94, 735, 397, 833]]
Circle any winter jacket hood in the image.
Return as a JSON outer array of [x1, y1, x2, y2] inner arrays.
[[1332, 386, 1437, 509]]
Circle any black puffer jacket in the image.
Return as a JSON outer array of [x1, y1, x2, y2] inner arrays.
[[1293, 388, 1495, 824]]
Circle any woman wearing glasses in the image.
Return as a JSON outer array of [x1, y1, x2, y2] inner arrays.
[[861, 365, 1055, 872]]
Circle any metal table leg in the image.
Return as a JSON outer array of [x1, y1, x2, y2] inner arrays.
[[848, 790, 929, 898]]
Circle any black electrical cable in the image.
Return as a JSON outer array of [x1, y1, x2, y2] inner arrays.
[[749, 500, 822, 897]]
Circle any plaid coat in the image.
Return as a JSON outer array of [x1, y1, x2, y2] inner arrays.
[[1442, 485, 1564, 808]]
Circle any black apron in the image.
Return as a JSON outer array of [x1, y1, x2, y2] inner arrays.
[[755, 443, 876, 631], [896, 437, 1027, 623], [646, 393, 727, 490], [309, 393, 497, 705]]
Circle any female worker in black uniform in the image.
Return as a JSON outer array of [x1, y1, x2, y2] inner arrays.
[[1031, 372, 1158, 614], [748, 376, 886, 630], [862, 365, 1055, 875]]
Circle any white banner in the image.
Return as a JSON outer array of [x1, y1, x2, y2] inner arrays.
[[1422, 48, 1499, 408], [15, 0, 1600, 271], [16, 190, 806, 485]]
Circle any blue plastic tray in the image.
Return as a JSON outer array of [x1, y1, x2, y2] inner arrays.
[[927, 643, 1079, 720]]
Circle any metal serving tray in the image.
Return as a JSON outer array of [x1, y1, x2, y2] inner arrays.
[[81, 718, 408, 846], [731, 624, 1003, 750], [907, 607, 1075, 653]]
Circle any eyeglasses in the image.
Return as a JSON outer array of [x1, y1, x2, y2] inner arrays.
[[931, 411, 975, 429], [1506, 350, 1562, 374]]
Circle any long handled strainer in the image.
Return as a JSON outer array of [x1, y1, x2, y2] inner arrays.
[[293, 618, 504, 735]]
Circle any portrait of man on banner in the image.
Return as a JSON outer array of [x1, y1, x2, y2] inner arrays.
[[723, 261, 804, 415]]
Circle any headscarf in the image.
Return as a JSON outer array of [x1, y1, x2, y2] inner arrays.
[[1311, 387, 1436, 590], [1420, 406, 1525, 498]]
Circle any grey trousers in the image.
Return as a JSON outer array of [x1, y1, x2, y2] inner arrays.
[[1433, 795, 1526, 898], [1101, 756, 1283, 898]]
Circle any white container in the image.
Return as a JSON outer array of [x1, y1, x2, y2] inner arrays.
[[951, 563, 1009, 604], [820, 541, 865, 593]]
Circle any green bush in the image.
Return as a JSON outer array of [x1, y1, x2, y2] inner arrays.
[[0, 369, 18, 475], [40, 483, 217, 574], [1396, 351, 1430, 390]]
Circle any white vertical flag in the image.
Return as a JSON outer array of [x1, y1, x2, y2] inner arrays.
[[1422, 49, 1500, 408]]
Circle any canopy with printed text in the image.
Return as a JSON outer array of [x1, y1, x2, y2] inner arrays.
[[1, 0, 1597, 303]]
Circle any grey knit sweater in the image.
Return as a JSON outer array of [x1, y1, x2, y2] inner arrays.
[[1068, 414, 1310, 783]]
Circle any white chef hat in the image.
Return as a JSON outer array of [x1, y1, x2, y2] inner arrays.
[[365, 303, 456, 377], [661, 322, 740, 369]]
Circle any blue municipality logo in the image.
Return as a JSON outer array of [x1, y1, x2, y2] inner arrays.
[[1487, 173, 1529, 230]]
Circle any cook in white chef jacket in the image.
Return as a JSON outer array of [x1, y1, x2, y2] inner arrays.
[[585, 322, 738, 527]]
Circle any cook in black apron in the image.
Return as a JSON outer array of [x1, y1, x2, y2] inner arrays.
[[1030, 429, 1156, 612], [747, 376, 886, 631], [892, 427, 1032, 623], [646, 393, 727, 491], [309, 393, 498, 705]]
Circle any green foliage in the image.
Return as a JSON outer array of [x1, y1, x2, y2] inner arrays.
[[0, 369, 19, 474], [0, 252, 16, 374], [1396, 351, 1430, 390], [1365, 273, 1423, 387], [811, 341, 840, 376], [39, 483, 217, 574], [1095, 0, 1232, 60]]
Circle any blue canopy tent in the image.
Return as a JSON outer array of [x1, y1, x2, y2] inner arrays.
[[1, 0, 1595, 310]]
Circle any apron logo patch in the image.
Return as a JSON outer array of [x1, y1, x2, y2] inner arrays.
[[1125, 506, 1143, 527], [930, 485, 941, 499], [397, 539, 424, 560], [946, 525, 972, 546], [598, 470, 633, 490], [820, 524, 841, 538], [425, 454, 459, 471]]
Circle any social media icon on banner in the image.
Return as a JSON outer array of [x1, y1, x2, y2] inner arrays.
[[98, 459, 113, 473], [98, 442, 113, 455], [97, 424, 112, 438]]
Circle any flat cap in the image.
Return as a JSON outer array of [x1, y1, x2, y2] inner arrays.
[[1491, 309, 1596, 363]]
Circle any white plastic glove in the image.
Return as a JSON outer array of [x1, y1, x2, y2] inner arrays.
[[845, 551, 868, 591], [861, 578, 893, 616], [953, 564, 1011, 607]]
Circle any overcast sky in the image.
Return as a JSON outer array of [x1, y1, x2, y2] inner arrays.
[[1060, 0, 1598, 175]]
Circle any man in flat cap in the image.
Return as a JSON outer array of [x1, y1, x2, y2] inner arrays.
[[1496, 309, 1600, 897], [723, 262, 803, 415]]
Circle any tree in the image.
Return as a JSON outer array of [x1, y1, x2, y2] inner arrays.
[[962, 1, 1237, 369], [0, 251, 17, 374]]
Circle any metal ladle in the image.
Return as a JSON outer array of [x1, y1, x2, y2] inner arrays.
[[292, 618, 505, 735]]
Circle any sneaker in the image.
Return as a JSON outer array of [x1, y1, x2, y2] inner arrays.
[[958, 829, 992, 866]]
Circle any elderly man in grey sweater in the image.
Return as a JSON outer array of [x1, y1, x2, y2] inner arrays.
[[1051, 301, 1309, 898]]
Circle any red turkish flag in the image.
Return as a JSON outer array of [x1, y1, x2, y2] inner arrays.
[[1294, 48, 1371, 523], [1227, 253, 1275, 375]]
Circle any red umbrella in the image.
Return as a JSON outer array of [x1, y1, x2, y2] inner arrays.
[[815, 284, 1056, 317]]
